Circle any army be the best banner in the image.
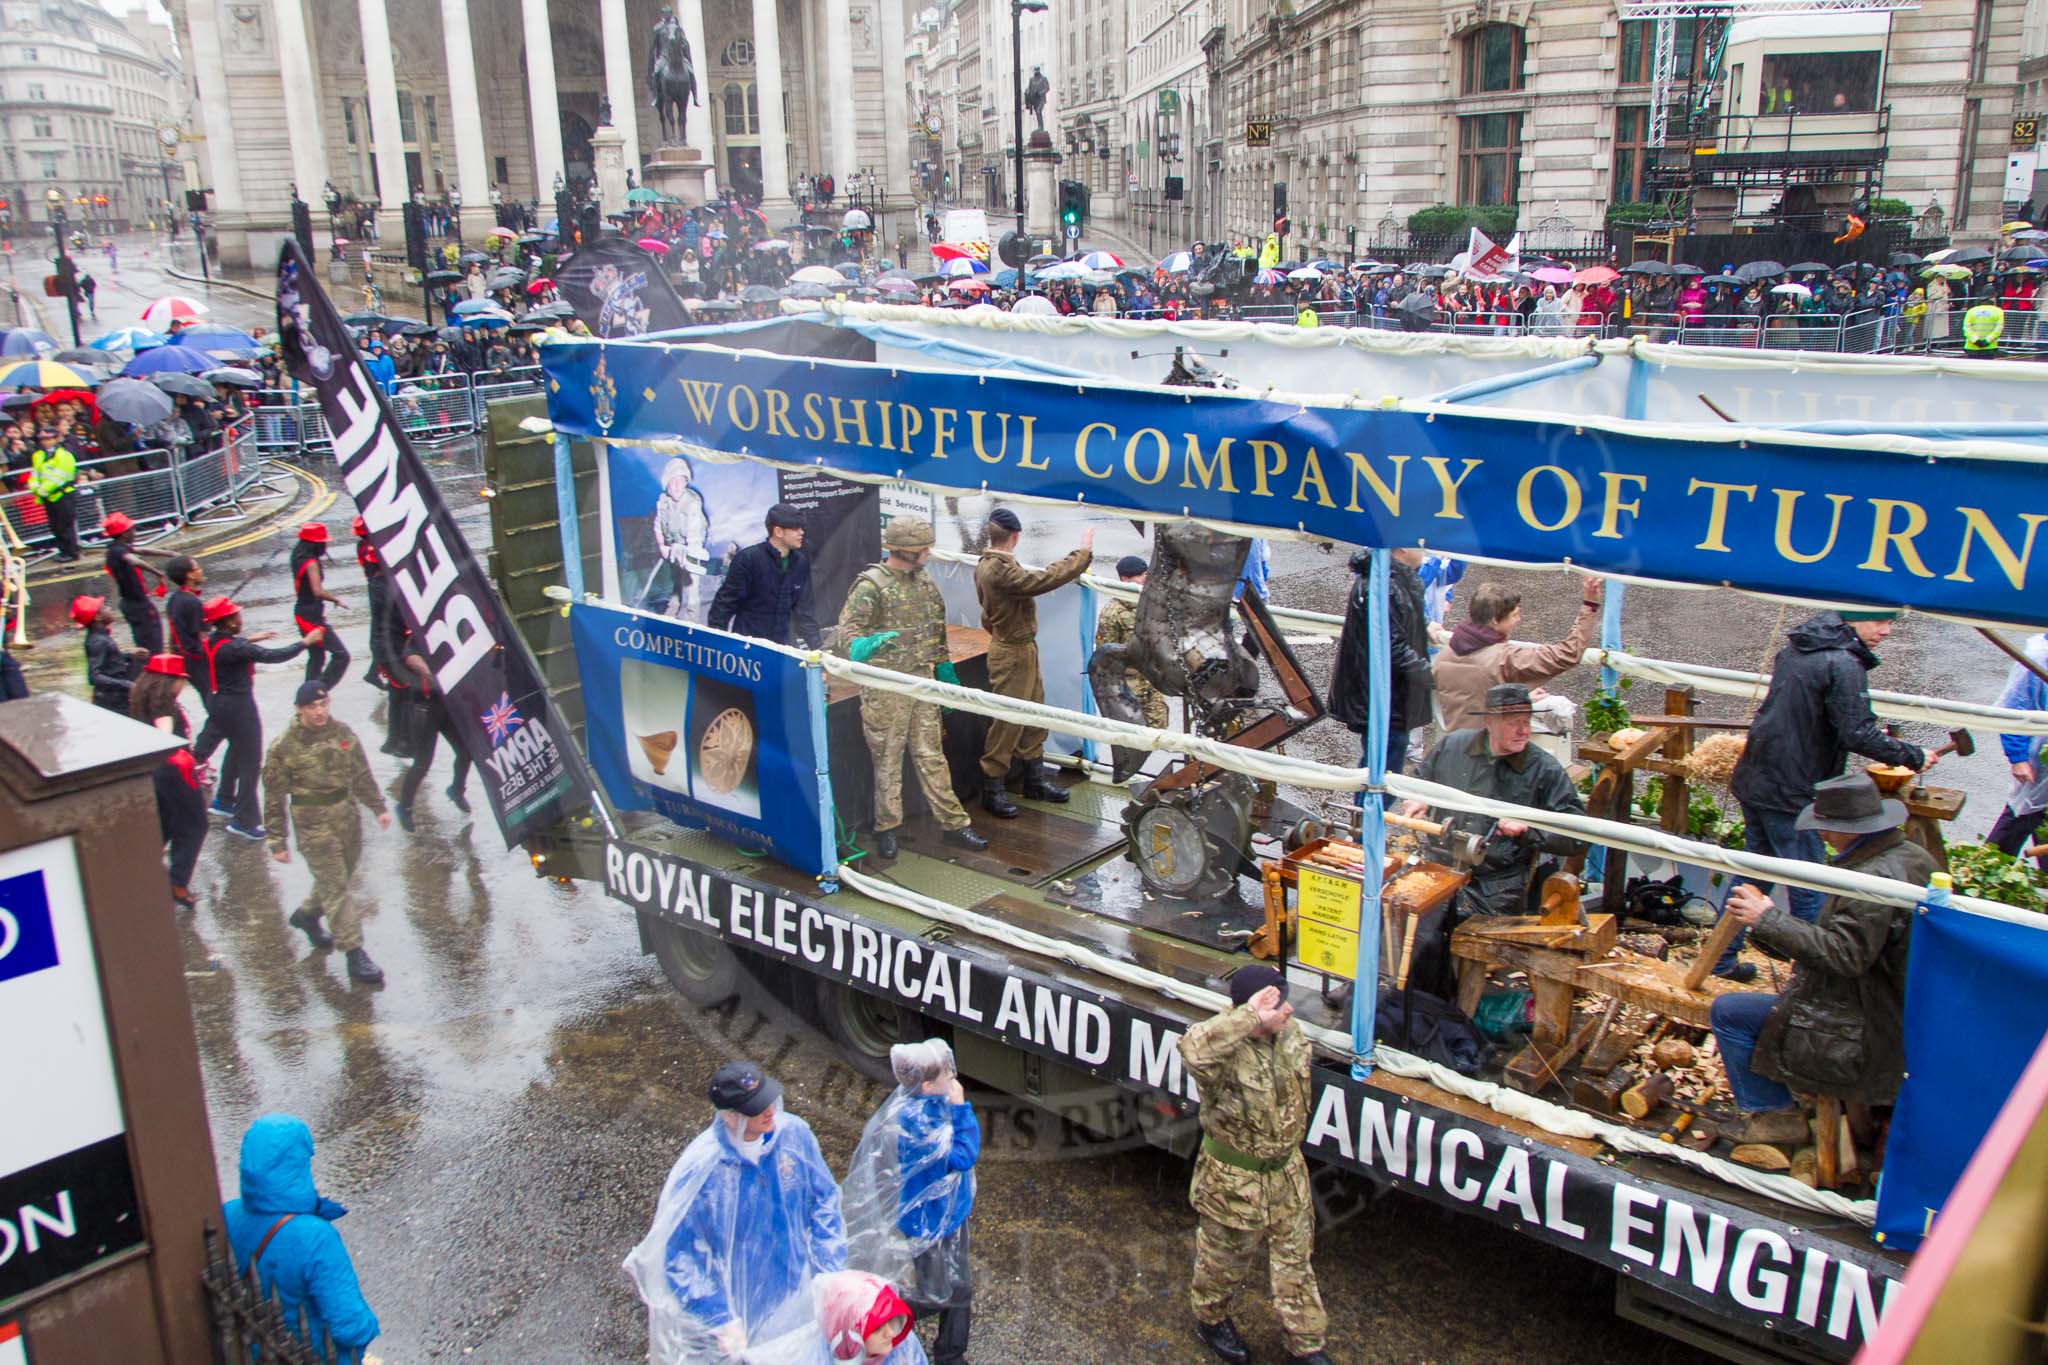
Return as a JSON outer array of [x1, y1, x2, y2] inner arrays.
[[539, 338, 2048, 628], [275, 241, 591, 845]]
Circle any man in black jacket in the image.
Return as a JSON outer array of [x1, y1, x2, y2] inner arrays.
[[707, 503, 821, 646], [1328, 547, 1432, 775], [1710, 772, 1936, 1145], [1712, 610, 1929, 980]]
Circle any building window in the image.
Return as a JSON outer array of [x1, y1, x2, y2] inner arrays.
[[1759, 51, 1881, 114], [1457, 112, 1520, 203], [1612, 106, 1653, 203], [494, 154, 509, 183], [22, 47, 35, 60], [27, 83, 44, 101], [397, 90, 416, 143], [720, 37, 755, 67], [1618, 19, 1700, 86], [31, 116, 50, 137], [1461, 24, 1523, 94], [342, 97, 356, 144], [39, 154, 58, 177]]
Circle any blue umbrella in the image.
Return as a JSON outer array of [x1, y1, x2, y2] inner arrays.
[[91, 327, 167, 351], [0, 329, 57, 357], [121, 346, 217, 377], [171, 326, 261, 357], [992, 268, 1019, 287]]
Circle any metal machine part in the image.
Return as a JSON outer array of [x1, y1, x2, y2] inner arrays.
[[1121, 772, 1256, 901]]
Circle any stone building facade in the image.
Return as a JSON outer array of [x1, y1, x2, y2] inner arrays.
[[0, 0, 181, 233], [173, 0, 916, 268], [1201, 0, 2021, 260]]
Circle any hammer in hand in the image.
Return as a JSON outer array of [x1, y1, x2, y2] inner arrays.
[[1911, 729, 1973, 797]]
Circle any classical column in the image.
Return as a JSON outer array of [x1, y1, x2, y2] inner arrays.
[[598, 0, 641, 178], [822, 0, 856, 178], [440, 0, 497, 240], [522, 0, 567, 199], [677, 0, 718, 189], [356, 0, 411, 239], [182, 0, 244, 219], [878, 0, 910, 214], [750, 0, 791, 204], [268, 0, 329, 212]]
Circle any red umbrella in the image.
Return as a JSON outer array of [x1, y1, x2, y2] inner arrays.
[[1575, 265, 1620, 285], [526, 278, 555, 295], [637, 238, 671, 255], [946, 277, 991, 293], [30, 389, 98, 420], [932, 243, 979, 262]]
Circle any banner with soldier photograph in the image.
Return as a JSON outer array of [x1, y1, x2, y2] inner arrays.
[[570, 601, 836, 875], [598, 443, 877, 632]]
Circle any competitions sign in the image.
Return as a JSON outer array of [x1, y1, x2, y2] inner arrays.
[[572, 603, 836, 875], [0, 838, 141, 1303], [276, 241, 592, 845], [541, 340, 2048, 627], [603, 838, 1902, 1358], [1293, 866, 1362, 979]]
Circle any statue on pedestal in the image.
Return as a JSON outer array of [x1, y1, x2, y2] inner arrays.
[[1023, 66, 1049, 132], [648, 6, 700, 146]]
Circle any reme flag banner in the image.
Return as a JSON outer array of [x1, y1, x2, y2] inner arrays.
[[554, 234, 691, 337], [274, 241, 592, 845]]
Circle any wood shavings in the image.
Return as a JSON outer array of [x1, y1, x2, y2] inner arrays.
[[1682, 733, 1747, 787], [1607, 727, 1649, 750]]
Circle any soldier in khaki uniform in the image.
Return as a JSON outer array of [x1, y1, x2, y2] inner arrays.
[[836, 517, 989, 861], [973, 507, 1093, 818], [1094, 554, 1168, 731], [266, 681, 394, 984], [1178, 965, 1331, 1365]]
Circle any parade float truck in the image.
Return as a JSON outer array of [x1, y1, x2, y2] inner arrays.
[[466, 305, 2048, 1363]]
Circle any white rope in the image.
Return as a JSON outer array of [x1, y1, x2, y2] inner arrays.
[[1587, 646, 2048, 737], [813, 651, 2018, 920], [835, 862, 1876, 1224]]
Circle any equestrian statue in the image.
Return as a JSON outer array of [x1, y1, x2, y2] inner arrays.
[[648, 7, 701, 146]]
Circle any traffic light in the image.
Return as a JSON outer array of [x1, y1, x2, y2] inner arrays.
[[401, 200, 428, 270], [1058, 180, 1088, 232]]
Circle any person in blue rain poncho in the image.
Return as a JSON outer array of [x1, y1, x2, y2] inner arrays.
[[625, 1062, 849, 1363], [839, 1040, 980, 1365], [220, 1113, 379, 1362]]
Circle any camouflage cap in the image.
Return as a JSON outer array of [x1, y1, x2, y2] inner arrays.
[[882, 516, 935, 550]]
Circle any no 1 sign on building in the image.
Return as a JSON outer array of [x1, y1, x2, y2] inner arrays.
[[0, 838, 141, 1307]]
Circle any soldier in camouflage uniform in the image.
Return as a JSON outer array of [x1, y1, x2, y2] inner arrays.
[[1177, 965, 1331, 1365], [1095, 555, 1168, 731], [835, 517, 989, 861], [265, 681, 394, 984], [973, 506, 1093, 818]]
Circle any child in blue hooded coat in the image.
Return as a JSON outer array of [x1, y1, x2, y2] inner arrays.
[[220, 1113, 379, 1361]]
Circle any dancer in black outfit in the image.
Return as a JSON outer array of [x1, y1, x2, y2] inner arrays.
[[289, 523, 351, 689], [196, 597, 320, 840]]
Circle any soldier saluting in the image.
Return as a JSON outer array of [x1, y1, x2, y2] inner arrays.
[[973, 507, 1092, 818], [1178, 965, 1331, 1365], [265, 681, 394, 985], [835, 516, 988, 861]]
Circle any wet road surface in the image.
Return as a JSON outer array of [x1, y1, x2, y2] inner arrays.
[[32, 248, 2023, 1359]]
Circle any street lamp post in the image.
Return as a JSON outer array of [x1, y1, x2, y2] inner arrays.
[[1010, 0, 1046, 245], [45, 190, 81, 346]]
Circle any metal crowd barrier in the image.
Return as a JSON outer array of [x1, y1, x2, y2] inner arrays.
[[469, 366, 545, 422], [8, 420, 267, 554], [244, 371, 546, 457]]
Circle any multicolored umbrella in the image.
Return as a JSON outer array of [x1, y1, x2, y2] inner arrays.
[[940, 258, 988, 278], [1076, 251, 1122, 270], [139, 296, 208, 327], [0, 359, 95, 390], [1159, 251, 1193, 273]]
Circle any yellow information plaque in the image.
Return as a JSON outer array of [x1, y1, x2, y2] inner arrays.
[[1296, 916, 1357, 979], [1297, 867, 1362, 931]]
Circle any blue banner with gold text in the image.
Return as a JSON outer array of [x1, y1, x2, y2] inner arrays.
[[540, 339, 2048, 626]]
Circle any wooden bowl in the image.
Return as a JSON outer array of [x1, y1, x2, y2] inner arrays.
[[1867, 763, 1916, 793]]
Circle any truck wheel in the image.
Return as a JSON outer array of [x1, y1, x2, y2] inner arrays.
[[647, 916, 742, 1005], [812, 978, 924, 1083]]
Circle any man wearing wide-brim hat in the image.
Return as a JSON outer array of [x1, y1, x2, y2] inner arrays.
[[1399, 682, 1588, 997], [1709, 771, 1939, 1146]]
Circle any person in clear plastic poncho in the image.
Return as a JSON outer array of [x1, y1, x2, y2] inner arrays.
[[840, 1040, 980, 1365], [624, 1062, 849, 1363]]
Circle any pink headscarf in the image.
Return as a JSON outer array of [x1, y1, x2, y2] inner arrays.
[[817, 1271, 913, 1362]]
